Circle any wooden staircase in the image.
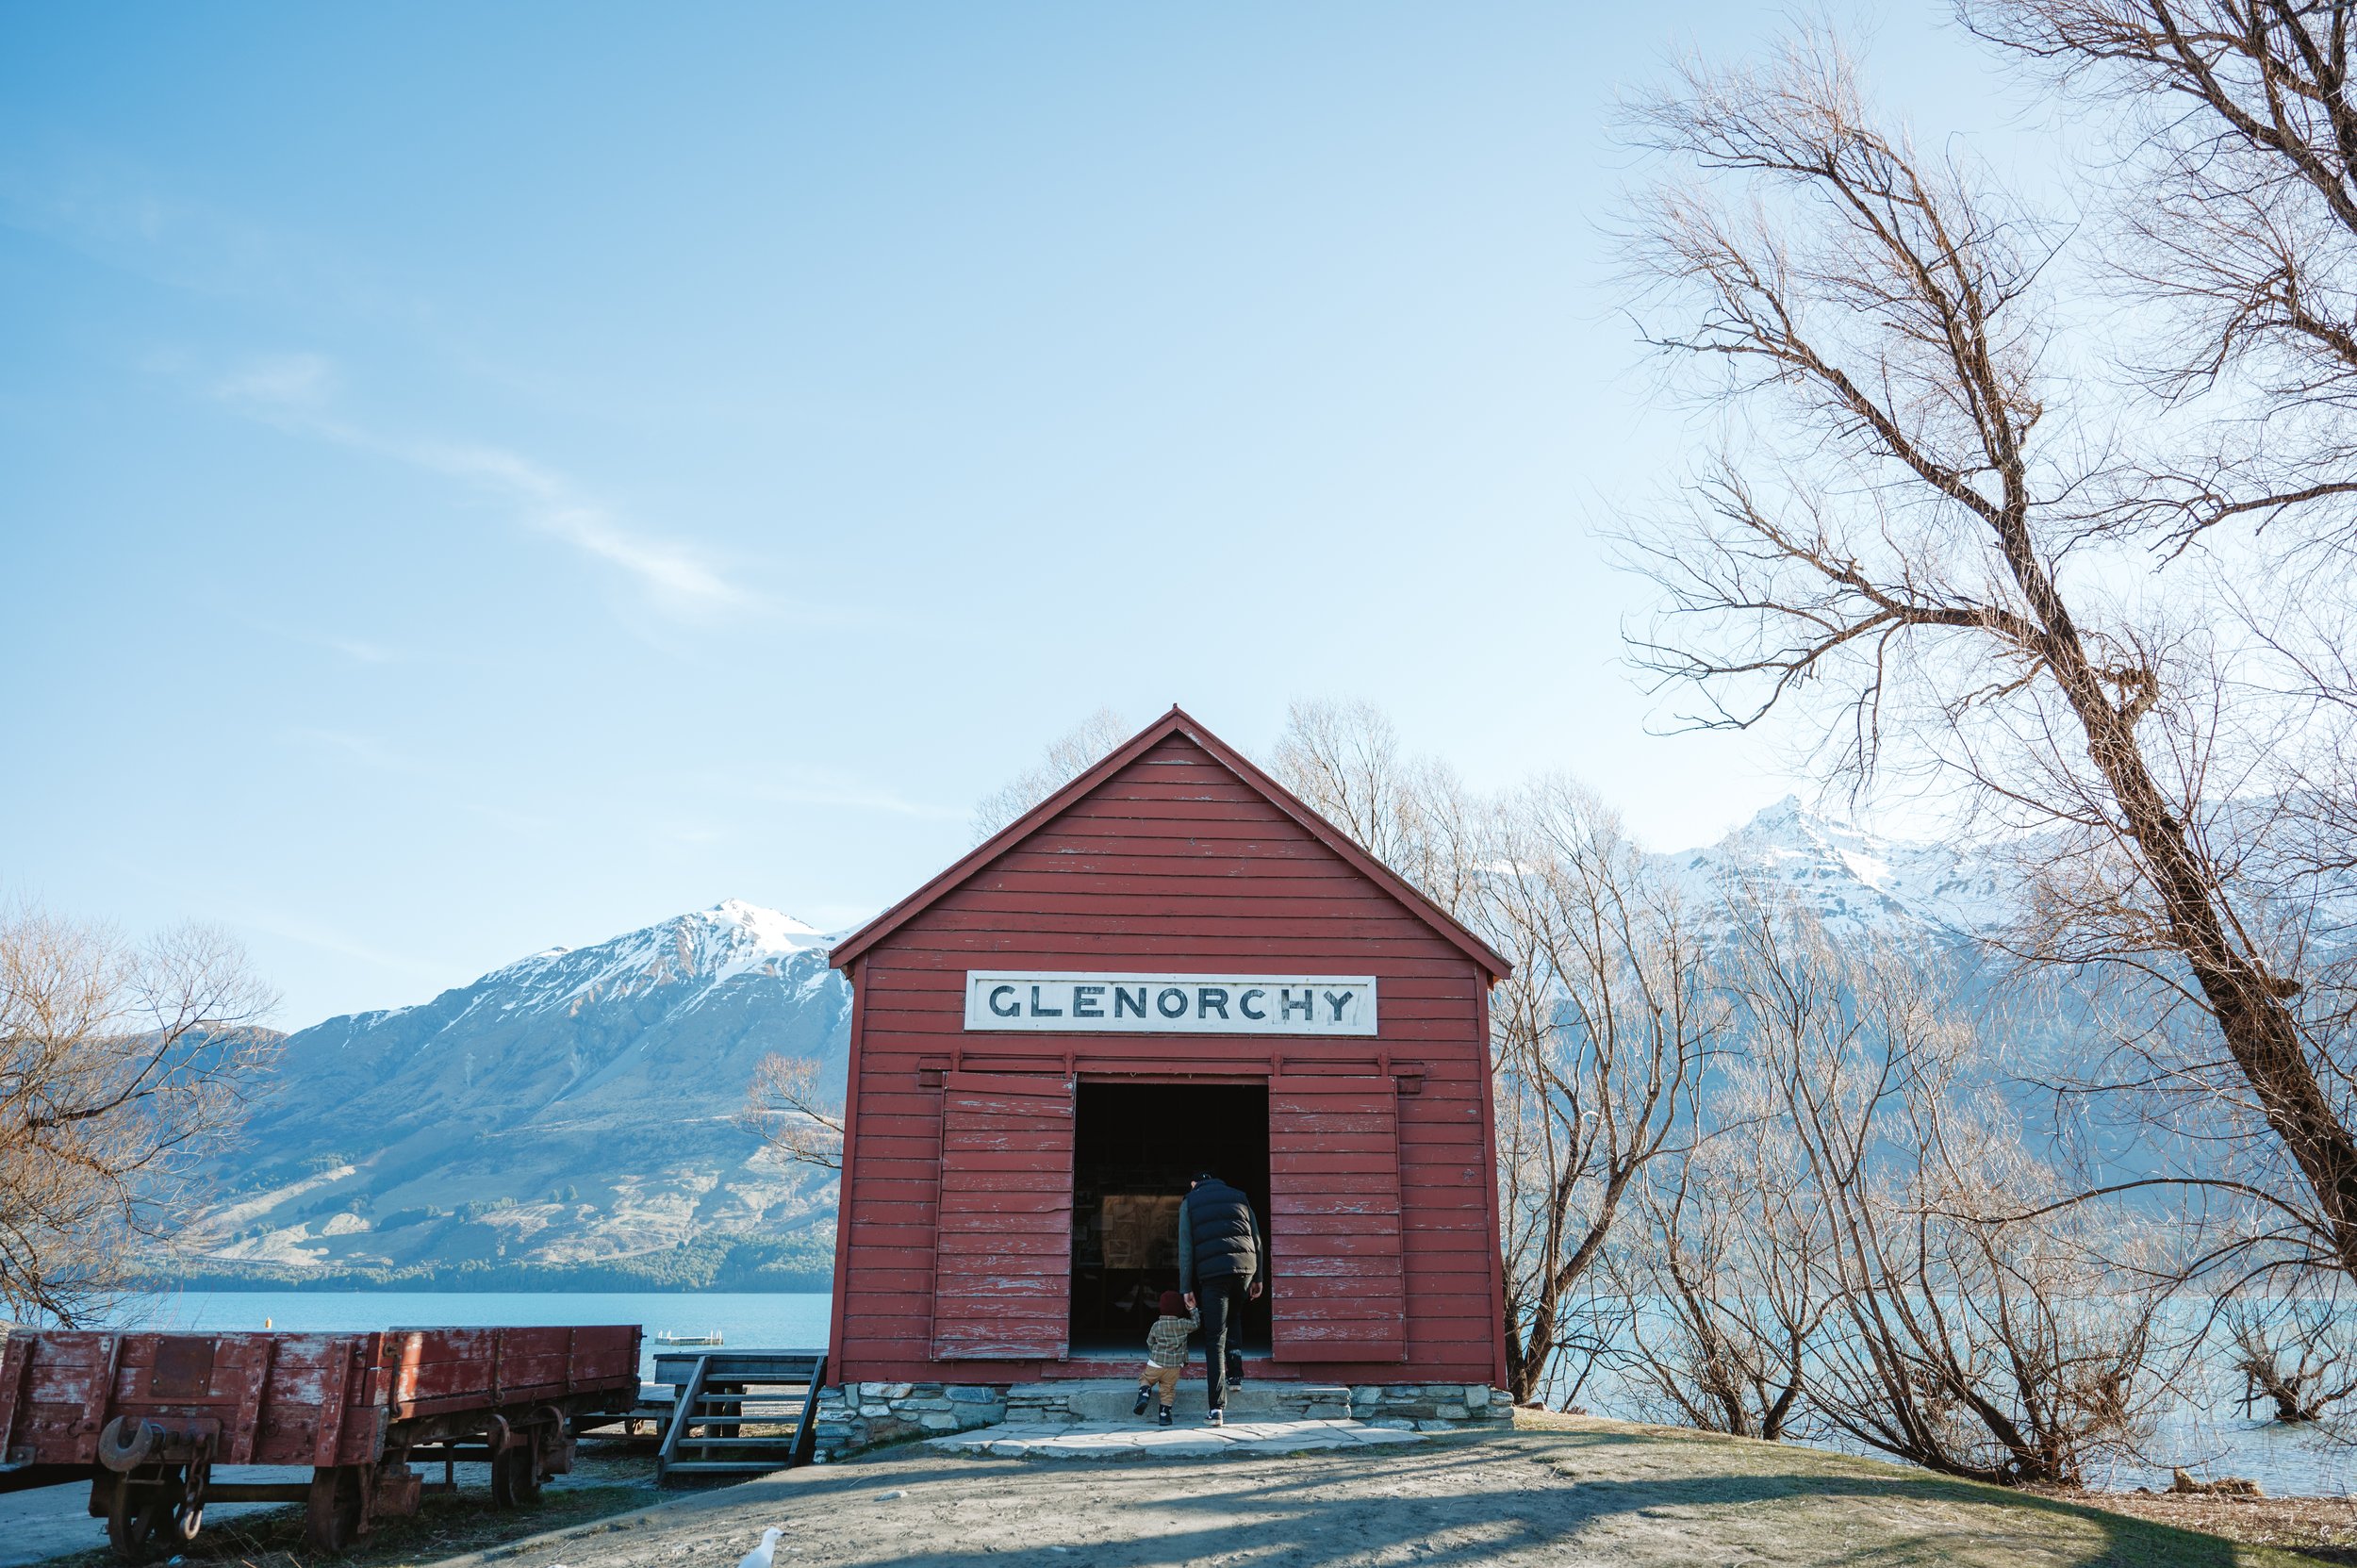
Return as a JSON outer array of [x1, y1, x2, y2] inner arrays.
[[652, 1349, 827, 1482]]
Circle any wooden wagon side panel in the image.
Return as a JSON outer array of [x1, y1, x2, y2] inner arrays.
[[931, 1070, 1074, 1359], [526, 1324, 640, 1394], [247, 1333, 372, 1466], [225, 1334, 279, 1462], [0, 1334, 28, 1463], [107, 1333, 291, 1464], [381, 1325, 643, 1418], [1269, 1075, 1405, 1362], [1, 1330, 116, 1465]]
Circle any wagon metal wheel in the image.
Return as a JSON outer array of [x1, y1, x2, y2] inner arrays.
[[488, 1444, 515, 1510], [486, 1414, 516, 1509], [303, 1464, 366, 1556], [106, 1467, 177, 1563], [491, 1444, 543, 1508], [514, 1444, 545, 1506]]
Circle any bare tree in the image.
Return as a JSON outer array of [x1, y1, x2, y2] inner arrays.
[[742, 1055, 845, 1173], [1267, 699, 1486, 917], [1618, 33, 2357, 1289], [1271, 702, 1714, 1405], [1607, 1060, 1825, 1441], [1732, 898, 2161, 1484], [0, 906, 277, 1324], [1965, 0, 2357, 553], [2218, 1286, 2357, 1422], [1961, 0, 2357, 1295], [970, 707, 1130, 842], [1484, 782, 1721, 1406]]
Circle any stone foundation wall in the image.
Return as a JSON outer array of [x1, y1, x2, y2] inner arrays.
[[812, 1381, 1009, 1458], [1347, 1382, 1508, 1429], [811, 1379, 1508, 1461]]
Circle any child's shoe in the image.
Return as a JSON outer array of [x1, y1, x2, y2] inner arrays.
[[1132, 1385, 1152, 1416], [1206, 1408, 1225, 1428], [1157, 1404, 1173, 1427]]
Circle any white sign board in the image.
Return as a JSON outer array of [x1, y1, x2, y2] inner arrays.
[[963, 971, 1378, 1035]]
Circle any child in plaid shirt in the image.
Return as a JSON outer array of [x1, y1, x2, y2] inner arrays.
[[1130, 1290, 1200, 1426]]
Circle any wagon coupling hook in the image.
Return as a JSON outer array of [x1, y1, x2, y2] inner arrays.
[[96, 1416, 162, 1472]]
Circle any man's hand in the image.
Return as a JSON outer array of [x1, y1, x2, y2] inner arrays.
[[1247, 1282, 1264, 1300], [1183, 1293, 1196, 1312]]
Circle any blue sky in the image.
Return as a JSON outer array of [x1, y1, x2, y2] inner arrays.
[[0, 4, 2036, 1027]]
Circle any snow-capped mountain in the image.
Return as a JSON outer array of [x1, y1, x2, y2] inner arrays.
[[426, 898, 836, 1026], [193, 900, 851, 1280], [1660, 796, 2016, 943], [184, 801, 2024, 1282]]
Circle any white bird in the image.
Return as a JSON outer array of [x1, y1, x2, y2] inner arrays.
[[738, 1527, 785, 1568]]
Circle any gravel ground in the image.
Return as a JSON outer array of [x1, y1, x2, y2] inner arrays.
[[2034, 1487, 2357, 1563], [404, 1413, 2316, 1568], [0, 1443, 663, 1568], [8, 1414, 2345, 1568]]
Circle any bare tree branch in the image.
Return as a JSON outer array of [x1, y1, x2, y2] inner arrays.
[[0, 905, 279, 1324]]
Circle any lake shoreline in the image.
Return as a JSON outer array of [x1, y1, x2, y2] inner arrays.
[[109, 1289, 2357, 1503], [132, 1276, 832, 1295]]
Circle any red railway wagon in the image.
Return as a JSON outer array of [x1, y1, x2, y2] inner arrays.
[[825, 707, 1513, 1390], [0, 1324, 641, 1560]]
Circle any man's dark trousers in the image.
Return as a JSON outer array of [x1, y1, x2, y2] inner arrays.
[[1198, 1274, 1249, 1410]]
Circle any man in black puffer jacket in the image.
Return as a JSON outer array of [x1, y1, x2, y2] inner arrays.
[[1177, 1170, 1263, 1425]]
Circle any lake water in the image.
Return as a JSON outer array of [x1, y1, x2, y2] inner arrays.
[[2090, 1351, 2357, 1497], [115, 1289, 2357, 1497]]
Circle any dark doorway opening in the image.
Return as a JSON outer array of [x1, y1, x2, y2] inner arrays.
[[1069, 1081, 1272, 1356]]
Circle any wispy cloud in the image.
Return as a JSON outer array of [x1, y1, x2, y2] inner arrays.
[[0, 158, 382, 312], [208, 353, 748, 619], [402, 439, 741, 610], [322, 635, 399, 665], [214, 352, 338, 409], [15, 166, 789, 627]]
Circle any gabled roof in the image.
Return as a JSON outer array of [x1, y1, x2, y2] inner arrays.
[[830, 705, 1511, 981]]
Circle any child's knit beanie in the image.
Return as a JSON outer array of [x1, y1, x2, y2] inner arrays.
[[1159, 1290, 1185, 1317]]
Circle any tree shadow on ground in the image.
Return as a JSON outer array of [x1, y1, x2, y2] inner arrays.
[[698, 1432, 2296, 1568]]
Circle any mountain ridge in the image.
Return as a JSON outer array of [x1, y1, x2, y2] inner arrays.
[[190, 900, 851, 1281], [182, 801, 2003, 1281], [1667, 794, 2016, 942]]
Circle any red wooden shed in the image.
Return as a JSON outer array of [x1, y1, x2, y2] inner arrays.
[[824, 707, 1511, 1392]]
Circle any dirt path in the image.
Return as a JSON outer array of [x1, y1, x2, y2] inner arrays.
[[409, 1416, 2315, 1568]]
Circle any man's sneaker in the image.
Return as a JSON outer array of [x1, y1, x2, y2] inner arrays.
[[1206, 1409, 1225, 1428], [1132, 1387, 1152, 1416], [1158, 1405, 1173, 1427]]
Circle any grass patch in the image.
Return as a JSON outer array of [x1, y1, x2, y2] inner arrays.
[[1508, 1411, 2321, 1565]]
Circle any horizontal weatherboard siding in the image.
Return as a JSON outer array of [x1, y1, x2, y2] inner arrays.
[[829, 716, 1507, 1390]]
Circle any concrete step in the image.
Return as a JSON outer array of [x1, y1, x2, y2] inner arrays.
[[1032, 1379, 1350, 1421], [931, 1418, 1426, 1460]]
